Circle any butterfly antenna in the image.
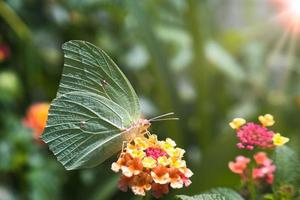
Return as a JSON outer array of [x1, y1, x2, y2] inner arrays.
[[149, 112, 174, 121], [150, 117, 179, 122], [149, 112, 179, 122]]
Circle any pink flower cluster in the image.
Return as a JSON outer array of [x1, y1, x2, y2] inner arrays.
[[253, 152, 276, 184], [236, 123, 275, 150], [228, 152, 276, 185], [228, 156, 250, 175], [229, 114, 289, 150], [228, 156, 250, 180], [146, 147, 167, 159]]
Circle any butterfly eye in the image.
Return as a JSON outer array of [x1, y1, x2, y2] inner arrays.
[[143, 119, 150, 126]]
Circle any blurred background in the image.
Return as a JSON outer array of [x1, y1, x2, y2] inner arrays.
[[0, 0, 300, 199]]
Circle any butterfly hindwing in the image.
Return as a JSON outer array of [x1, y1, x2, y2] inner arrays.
[[42, 91, 132, 170], [41, 41, 141, 170]]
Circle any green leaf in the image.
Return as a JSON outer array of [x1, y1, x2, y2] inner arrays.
[[27, 156, 64, 200], [205, 41, 245, 82], [0, 71, 22, 103], [42, 41, 142, 170], [273, 146, 300, 189], [176, 187, 244, 200], [90, 175, 119, 200]]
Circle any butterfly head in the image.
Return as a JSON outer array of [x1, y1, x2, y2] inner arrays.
[[125, 119, 151, 139], [138, 118, 151, 134]]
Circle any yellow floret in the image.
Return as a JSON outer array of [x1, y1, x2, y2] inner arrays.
[[134, 137, 149, 150], [142, 157, 157, 168], [166, 138, 176, 147], [229, 118, 246, 129], [273, 133, 289, 146], [160, 138, 177, 154], [127, 143, 137, 151], [147, 134, 158, 145], [157, 156, 170, 166], [130, 149, 146, 158], [259, 114, 275, 127], [170, 147, 185, 159], [170, 159, 186, 169]]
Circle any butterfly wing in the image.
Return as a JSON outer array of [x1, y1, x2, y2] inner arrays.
[[41, 41, 141, 170], [58, 40, 140, 119]]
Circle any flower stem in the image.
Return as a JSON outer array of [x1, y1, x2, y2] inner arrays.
[[248, 166, 256, 200]]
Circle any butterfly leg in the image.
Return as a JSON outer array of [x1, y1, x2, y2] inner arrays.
[[121, 141, 127, 153], [145, 130, 151, 137], [117, 141, 127, 159]]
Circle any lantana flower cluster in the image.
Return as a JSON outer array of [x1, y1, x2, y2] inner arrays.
[[111, 134, 193, 198], [229, 114, 289, 150], [229, 152, 276, 185], [228, 114, 291, 198]]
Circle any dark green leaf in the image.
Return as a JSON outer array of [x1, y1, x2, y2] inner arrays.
[[273, 146, 300, 189], [176, 187, 244, 200]]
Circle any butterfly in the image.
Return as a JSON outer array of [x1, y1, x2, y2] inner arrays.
[[41, 40, 176, 170]]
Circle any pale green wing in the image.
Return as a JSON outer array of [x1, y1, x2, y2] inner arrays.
[[59, 40, 140, 120], [42, 91, 131, 170], [41, 40, 141, 170]]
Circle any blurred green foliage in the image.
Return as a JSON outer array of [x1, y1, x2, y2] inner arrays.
[[0, 0, 300, 199]]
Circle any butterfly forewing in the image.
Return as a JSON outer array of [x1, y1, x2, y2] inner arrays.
[[60, 40, 140, 120], [41, 41, 141, 170]]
